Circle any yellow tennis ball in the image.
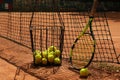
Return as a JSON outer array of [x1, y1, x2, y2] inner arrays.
[[35, 54, 42, 64], [42, 58, 47, 65], [80, 68, 89, 77], [48, 51, 54, 55], [34, 50, 41, 55], [48, 46, 57, 52], [54, 50, 61, 57], [42, 50, 48, 58], [48, 54, 54, 63], [54, 57, 61, 65]]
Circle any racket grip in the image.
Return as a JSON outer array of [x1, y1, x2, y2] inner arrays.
[[89, 16, 94, 18], [90, 0, 99, 17]]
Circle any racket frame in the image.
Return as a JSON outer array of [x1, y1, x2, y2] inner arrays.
[[69, 0, 99, 70]]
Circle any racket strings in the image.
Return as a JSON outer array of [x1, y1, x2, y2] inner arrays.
[[72, 32, 94, 68]]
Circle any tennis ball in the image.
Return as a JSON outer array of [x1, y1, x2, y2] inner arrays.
[[54, 50, 61, 57], [42, 58, 47, 65], [35, 54, 42, 64], [48, 46, 57, 52], [42, 50, 48, 58], [34, 50, 41, 55], [80, 68, 89, 77], [48, 51, 54, 55], [54, 57, 61, 65], [48, 54, 54, 63]]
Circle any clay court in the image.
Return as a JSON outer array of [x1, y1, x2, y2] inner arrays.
[[0, 11, 119, 80], [0, 2, 120, 80]]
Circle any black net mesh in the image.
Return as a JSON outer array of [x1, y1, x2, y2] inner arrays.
[[92, 12, 118, 63], [0, 12, 32, 48], [61, 12, 119, 64], [0, 0, 119, 65]]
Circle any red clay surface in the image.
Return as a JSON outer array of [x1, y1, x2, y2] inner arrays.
[[0, 12, 120, 80]]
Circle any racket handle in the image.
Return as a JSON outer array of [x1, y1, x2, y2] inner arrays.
[[90, 0, 99, 17]]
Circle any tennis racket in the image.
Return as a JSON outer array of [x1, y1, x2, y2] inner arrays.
[[69, 0, 99, 71]]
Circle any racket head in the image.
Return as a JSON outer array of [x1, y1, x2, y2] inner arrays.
[[69, 24, 96, 70]]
